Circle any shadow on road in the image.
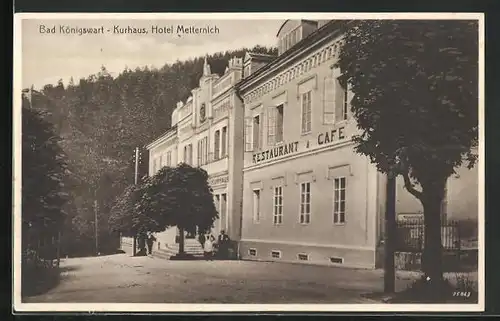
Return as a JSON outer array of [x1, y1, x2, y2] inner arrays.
[[21, 266, 62, 300]]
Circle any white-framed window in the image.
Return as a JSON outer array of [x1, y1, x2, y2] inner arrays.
[[166, 151, 172, 166], [184, 144, 193, 165], [301, 91, 312, 134], [268, 105, 284, 145], [333, 177, 346, 224], [214, 130, 220, 160], [197, 137, 208, 165], [253, 189, 261, 223], [273, 186, 283, 225], [299, 182, 311, 224]]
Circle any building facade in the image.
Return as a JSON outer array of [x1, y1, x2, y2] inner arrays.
[[130, 19, 478, 267], [235, 19, 479, 269], [145, 57, 246, 249]]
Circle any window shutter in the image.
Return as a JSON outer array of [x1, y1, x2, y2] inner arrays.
[[267, 106, 276, 146], [259, 112, 264, 150], [323, 76, 335, 124], [335, 77, 345, 122], [245, 117, 253, 152]]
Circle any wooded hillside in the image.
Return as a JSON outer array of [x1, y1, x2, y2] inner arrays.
[[25, 45, 277, 256]]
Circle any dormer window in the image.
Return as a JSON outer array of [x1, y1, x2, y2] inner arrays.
[[277, 20, 318, 56]]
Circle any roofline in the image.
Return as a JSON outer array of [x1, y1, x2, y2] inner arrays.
[[145, 125, 178, 150], [237, 20, 349, 92], [276, 19, 319, 37]]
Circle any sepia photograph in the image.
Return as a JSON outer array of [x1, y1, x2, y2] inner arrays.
[[12, 12, 484, 313]]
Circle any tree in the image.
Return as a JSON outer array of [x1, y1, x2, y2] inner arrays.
[[335, 20, 478, 291], [138, 163, 218, 256], [109, 163, 218, 257], [22, 98, 69, 260]]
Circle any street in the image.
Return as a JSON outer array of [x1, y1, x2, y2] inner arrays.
[[21, 253, 475, 304]]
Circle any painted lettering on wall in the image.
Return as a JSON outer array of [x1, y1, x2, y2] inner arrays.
[[317, 126, 346, 145], [209, 175, 229, 186], [252, 141, 299, 164]]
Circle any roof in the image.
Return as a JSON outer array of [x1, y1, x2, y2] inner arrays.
[[237, 20, 348, 92], [145, 124, 178, 150], [276, 19, 319, 37], [244, 52, 277, 62]]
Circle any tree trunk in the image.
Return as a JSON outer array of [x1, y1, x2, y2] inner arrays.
[[179, 227, 185, 255], [421, 193, 445, 293], [384, 175, 397, 293]]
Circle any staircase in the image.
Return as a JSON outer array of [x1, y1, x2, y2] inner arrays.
[[153, 238, 204, 260]]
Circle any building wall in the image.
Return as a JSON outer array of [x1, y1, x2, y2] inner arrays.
[[137, 58, 245, 250], [237, 23, 385, 268]]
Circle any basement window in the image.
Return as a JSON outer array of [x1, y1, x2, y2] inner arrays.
[[330, 256, 344, 264], [297, 253, 309, 261], [271, 250, 282, 259], [249, 248, 257, 256]]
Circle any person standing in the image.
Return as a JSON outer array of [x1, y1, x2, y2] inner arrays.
[[203, 235, 215, 260], [217, 230, 231, 259], [198, 233, 206, 247], [146, 233, 156, 255]]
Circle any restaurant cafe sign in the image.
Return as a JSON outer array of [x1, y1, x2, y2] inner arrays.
[[252, 126, 346, 164]]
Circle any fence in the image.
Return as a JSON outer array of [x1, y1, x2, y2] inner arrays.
[[395, 219, 462, 253]]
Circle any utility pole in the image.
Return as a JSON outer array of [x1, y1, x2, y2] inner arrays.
[[132, 147, 139, 256], [384, 172, 397, 293], [94, 198, 99, 256]]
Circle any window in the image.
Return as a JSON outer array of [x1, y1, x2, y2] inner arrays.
[[333, 177, 346, 224], [253, 189, 261, 223], [245, 117, 253, 152], [301, 91, 312, 134], [214, 130, 220, 160], [184, 144, 193, 165], [299, 182, 311, 224], [197, 137, 208, 165], [298, 253, 309, 261], [166, 151, 172, 167], [221, 126, 227, 157], [271, 250, 281, 258], [273, 186, 283, 225], [249, 248, 257, 256], [268, 104, 284, 146], [253, 115, 260, 150]]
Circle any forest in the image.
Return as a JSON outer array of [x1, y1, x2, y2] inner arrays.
[[23, 45, 277, 257]]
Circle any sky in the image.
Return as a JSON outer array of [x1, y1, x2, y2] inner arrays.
[[21, 18, 283, 90]]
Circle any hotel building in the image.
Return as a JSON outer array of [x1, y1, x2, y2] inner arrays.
[[236, 19, 478, 268], [131, 19, 478, 267], [144, 56, 246, 249]]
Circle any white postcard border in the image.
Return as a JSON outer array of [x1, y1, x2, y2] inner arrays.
[[12, 12, 485, 313]]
